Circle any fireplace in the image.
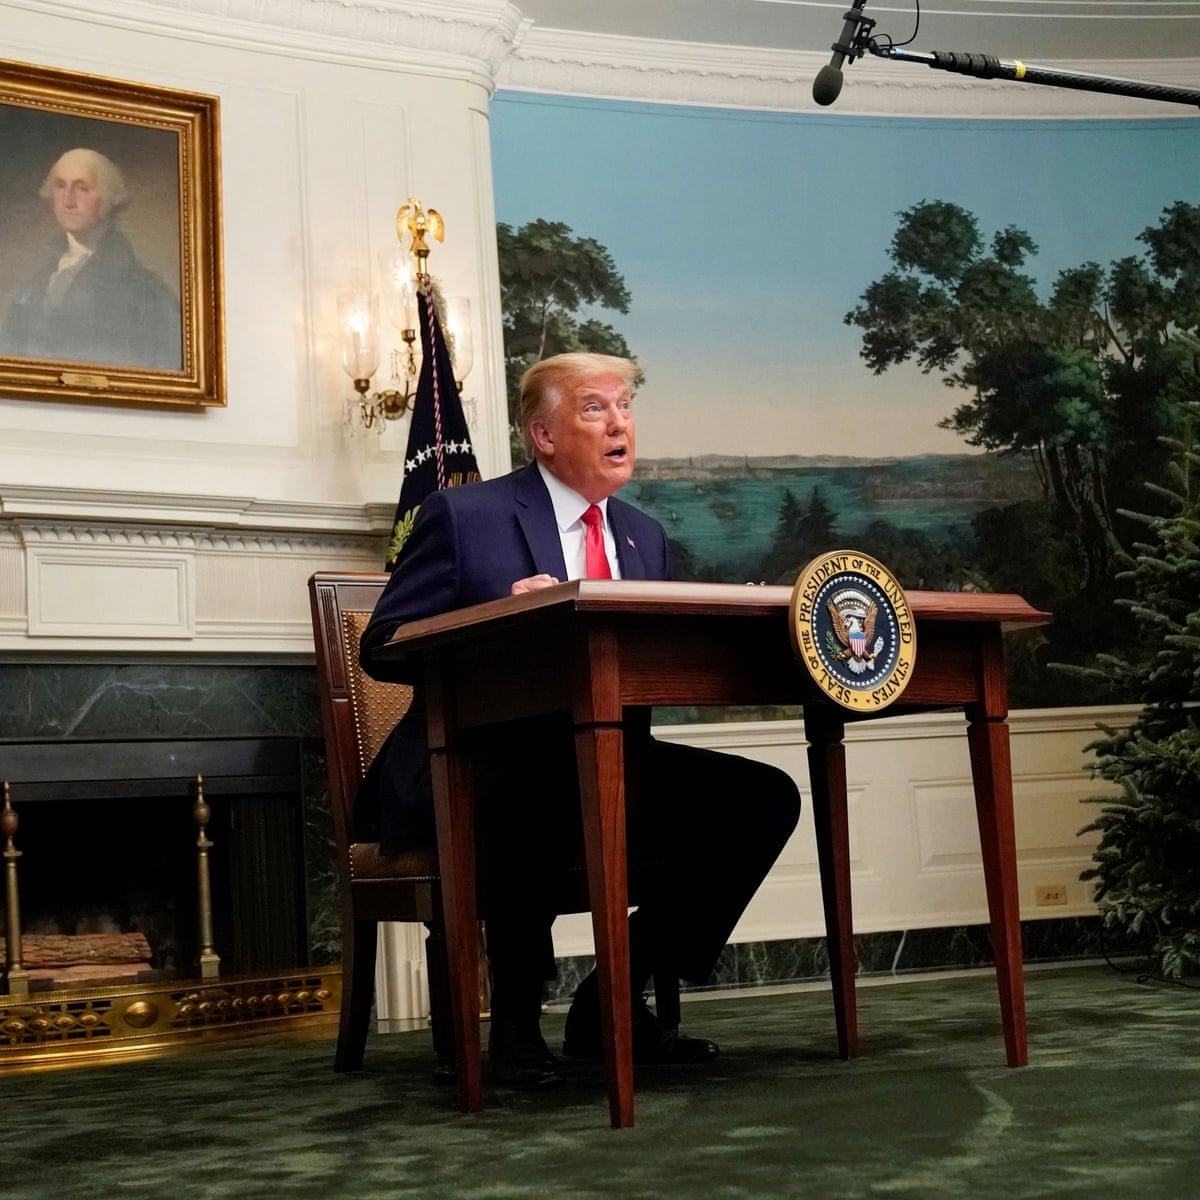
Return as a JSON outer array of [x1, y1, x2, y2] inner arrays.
[[1, 736, 340, 1065]]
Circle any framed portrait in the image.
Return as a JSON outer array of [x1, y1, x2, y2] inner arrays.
[[0, 59, 224, 410]]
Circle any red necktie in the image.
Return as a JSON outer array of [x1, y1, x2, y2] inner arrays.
[[581, 504, 612, 579]]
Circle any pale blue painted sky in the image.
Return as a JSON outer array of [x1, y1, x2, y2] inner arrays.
[[491, 92, 1200, 459]]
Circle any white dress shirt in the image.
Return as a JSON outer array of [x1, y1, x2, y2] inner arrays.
[[535, 460, 620, 580]]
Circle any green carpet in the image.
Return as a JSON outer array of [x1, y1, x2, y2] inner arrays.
[[6, 963, 1198, 1199]]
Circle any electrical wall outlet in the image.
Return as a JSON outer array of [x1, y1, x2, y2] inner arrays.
[[1035, 884, 1069, 906]]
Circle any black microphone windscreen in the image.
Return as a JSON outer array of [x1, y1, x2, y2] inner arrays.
[[812, 64, 844, 106]]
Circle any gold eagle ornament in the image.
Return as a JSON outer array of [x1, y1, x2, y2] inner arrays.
[[396, 199, 444, 264], [828, 598, 878, 671]]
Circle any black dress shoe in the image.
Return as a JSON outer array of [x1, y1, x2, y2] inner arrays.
[[562, 997, 720, 1065], [432, 1055, 457, 1085], [488, 1026, 566, 1091]]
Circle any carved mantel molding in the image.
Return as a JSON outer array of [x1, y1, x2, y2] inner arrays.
[[0, 483, 393, 538], [0, 485, 390, 654]]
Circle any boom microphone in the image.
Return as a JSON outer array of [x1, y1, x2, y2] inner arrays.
[[812, 0, 874, 107], [877, 46, 1200, 109], [810, 0, 1200, 111], [811, 64, 845, 108]]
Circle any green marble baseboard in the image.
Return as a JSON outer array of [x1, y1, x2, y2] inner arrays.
[[546, 915, 1135, 1004]]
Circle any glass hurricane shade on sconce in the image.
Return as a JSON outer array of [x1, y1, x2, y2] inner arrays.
[[338, 270, 473, 432], [338, 289, 417, 428], [379, 245, 419, 332], [338, 291, 380, 384], [443, 296, 473, 389], [378, 244, 472, 387], [377, 244, 424, 415]]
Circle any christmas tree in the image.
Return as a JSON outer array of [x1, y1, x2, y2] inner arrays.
[[1072, 334, 1200, 978]]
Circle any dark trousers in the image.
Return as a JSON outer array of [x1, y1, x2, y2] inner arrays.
[[473, 714, 802, 1005]]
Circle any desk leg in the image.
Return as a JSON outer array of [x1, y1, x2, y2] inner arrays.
[[429, 741, 483, 1113], [804, 707, 857, 1060], [576, 722, 635, 1130], [966, 715, 1028, 1068]]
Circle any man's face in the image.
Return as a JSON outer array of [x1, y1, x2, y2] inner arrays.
[[48, 155, 106, 240], [532, 370, 636, 502]]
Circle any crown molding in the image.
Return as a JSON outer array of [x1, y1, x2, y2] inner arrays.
[[2, 0, 531, 88], [499, 25, 1200, 119], [7, 0, 1196, 114]]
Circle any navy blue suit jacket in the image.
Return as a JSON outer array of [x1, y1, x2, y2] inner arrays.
[[357, 463, 671, 850]]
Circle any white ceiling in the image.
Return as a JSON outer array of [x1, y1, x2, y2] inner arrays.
[[515, 1, 1200, 60]]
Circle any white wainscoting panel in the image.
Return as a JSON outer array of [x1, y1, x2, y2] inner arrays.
[[550, 707, 1123, 959], [26, 545, 195, 639]]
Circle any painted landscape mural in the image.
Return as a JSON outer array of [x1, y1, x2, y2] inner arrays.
[[490, 93, 1200, 709]]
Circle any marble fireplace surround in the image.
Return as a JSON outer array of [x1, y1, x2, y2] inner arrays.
[[1, 735, 313, 987], [0, 659, 339, 958], [0, 663, 347, 1063]]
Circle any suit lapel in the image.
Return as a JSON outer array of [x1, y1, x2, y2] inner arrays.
[[513, 464, 569, 579], [609, 501, 650, 580]]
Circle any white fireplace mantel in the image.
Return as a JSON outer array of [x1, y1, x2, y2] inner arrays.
[[0, 485, 390, 655]]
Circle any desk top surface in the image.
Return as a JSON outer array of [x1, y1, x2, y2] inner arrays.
[[379, 580, 1050, 659]]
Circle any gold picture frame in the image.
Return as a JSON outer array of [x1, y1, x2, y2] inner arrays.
[[0, 59, 224, 410]]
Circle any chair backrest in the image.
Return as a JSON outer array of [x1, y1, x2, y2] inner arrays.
[[308, 572, 412, 855]]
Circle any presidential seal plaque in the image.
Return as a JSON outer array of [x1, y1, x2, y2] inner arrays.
[[789, 550, 917, 712]]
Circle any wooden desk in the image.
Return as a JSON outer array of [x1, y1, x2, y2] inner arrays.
[[379, 581, 1050, 1128]]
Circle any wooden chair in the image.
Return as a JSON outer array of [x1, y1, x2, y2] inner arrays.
[[309, 571, 442, 1071], [308, 570, 681, 1076]]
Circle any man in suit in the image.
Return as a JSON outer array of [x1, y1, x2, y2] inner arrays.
[[359, 352, 801, 1089], [0, 148, 181, 370]]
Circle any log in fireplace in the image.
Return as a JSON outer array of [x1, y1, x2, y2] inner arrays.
[[1, 737, 340, 1067]]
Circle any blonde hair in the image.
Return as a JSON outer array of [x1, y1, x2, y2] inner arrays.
[[519, 352, 642, 456]]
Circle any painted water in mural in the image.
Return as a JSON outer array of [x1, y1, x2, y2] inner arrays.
[[626, 452, 1036, 585]]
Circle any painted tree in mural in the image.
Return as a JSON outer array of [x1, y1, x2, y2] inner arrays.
[[845, 199, 1200, 587], [497, 218, 633, 462], [763, 487, 839, 583]]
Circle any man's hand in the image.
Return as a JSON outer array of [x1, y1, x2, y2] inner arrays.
[[511, 574, 560, 595]]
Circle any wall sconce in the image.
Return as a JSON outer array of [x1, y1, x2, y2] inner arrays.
[[339, 200, 473, 435], [338, 250, 421, 431]]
